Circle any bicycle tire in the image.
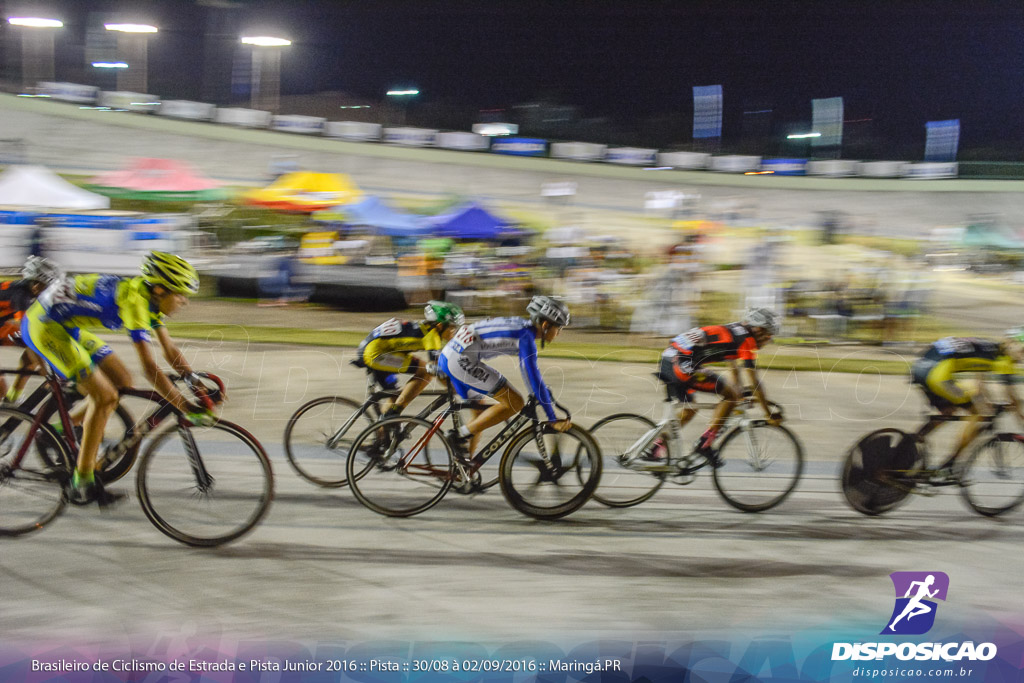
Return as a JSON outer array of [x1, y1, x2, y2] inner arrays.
[[283, 395, 375, 487], [587, 413, 665, 508], [0, 407, 71, 536], [499, 423, 602, 520], [712, 422, 804, 512], [840, 428, 919, 516], [136, 420, 274, 547], [959, 432, 1024, 517], [346, 415, 454, 517]]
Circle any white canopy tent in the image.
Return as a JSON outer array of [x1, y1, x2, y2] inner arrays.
[[0, 165, 109, 209]]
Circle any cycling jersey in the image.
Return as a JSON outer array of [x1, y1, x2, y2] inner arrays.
[[352, 319, 442, 388], [912, 337, 1016, 408], [662, 323, 758, 371], [22, 275, 164, 381], [439, 317, 557, 421], [0, 279, 34, 342]]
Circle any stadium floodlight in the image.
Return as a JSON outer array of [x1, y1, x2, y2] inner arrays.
[[8, 17, 62, 28], [92, 61, 128, 69], [787, 132, 822, 139], [241, 36, 291, 47], [386, 89, 419, 96], [105, 23, 158, 33]]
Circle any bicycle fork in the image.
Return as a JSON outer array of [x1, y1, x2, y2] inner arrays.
[[179, 425, 215, 492]]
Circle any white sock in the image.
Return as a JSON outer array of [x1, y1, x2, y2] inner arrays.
[[458, 425, 472, 438]]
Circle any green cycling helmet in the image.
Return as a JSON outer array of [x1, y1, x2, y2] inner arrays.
[[424, 300, 465, 326], [141, 251, 200, 295]]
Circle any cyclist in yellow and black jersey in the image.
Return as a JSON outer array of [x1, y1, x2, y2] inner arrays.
[[22, 252, 206, 507], [352, 300, 464, 416], [910, 334, 1024, 481]]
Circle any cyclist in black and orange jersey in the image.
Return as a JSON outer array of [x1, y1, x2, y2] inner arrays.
[[910, 333, 1024, 482], [352, 301, 465, 417], [0, 257, 64, 403], [656, 307, 781, 464]]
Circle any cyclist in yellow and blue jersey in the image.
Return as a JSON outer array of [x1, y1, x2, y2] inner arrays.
[[910, 333, 1024, 482], [352, 301, 465, 416], [22, 252, 207, 507]]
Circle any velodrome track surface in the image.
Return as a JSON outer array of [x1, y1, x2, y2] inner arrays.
[[5, 93, 1024, 238], [3, 336, 1021, 647]]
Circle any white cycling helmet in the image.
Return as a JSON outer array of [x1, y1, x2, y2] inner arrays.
[[22, 256, 64, 286], [526, 295, 571, 327], [743, 307, 780, 336]]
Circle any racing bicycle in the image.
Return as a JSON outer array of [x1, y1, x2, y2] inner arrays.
[[841, 403, 1024, 517], [587, 394, 803, 512], [344, 393, 602, 520], [0, 368, 273, 546]]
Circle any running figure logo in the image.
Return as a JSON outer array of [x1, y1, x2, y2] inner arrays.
[[881, 571, 950, 635]]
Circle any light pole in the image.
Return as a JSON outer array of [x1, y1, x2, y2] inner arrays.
[[241, 35, 290, 112], [7, 17, 62, 91], [105, 23, 157, 93], [386, 88, 418, 126]]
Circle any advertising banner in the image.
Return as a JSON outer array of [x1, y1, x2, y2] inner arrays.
[[605, 147, 658, 166], [858, 160, 908, 177], [924, 119, 960, 162], [324, 121, 383, 141], [436, 132, 490, 151], [905, 162, 959, 179], [692, 84, 723, 139], [271, 115, 327, 134], [709, 154, 761, 172], [807, 160, 859, 177], [491, 137, 547, 156], [811, 97, 844, 148], [214, 107, 272, 128], [658, 151, 710, 169], [383, 127, 439, 146], [158, 100, 216, 121], [37, 81, 98, 104], [762, 158, 808, 175], [550, 142, 606, 161], [98, 91, 161, 113]]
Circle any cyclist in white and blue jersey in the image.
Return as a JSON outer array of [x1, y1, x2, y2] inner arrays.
[[439, 295, 572, 452]]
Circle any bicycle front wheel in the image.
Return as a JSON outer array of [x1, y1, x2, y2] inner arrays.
[[284, 396, 375, 488], [0, 407, 71, 536], [587, 413, 665, 508], [136, 421, 274, 547], [346, 416, 454, 517], [712, 422, 803, 512], [960, 433, 1024, 517], [499, 424, 602, 520]]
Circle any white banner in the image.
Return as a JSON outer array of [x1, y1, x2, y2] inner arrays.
[[324, 121, 382, 141], [550, 142, 606, 161], [37, 81, 98, 104], [214, 107, 271, 128], [606, 147, 658, 166], [271, 115, 326, 134], [658, 151, 710, 169], [857, 161, 908, 178], [436, 131, 489, 151], [159, 100, 216, 121], [99, 91, 161, 113], [905, 162, 958, 179], [811, 97, 844, 148], [806, 160, 859, 177], [383, 127, 439, 146], [709, 155, 761, 173]]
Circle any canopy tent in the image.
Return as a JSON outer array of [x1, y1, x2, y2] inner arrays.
[[313, 195, 431, 237], [242, 172, 362, 213], [961, 221, 1024, 250], [87, 158, 228, 202], [0, 165, 109, 210], [425, 202, 522, 240]]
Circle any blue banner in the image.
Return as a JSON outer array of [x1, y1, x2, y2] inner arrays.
[[692, 85, 723, 139], [925, 119, 960, 162], [762, 158, 808, 176], [490, 138, 547, 156]]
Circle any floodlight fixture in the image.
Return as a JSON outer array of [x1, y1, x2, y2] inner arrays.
[[241, 36, 291, 47], [8, 17, 62, 28], [105, 23, 157, 33]]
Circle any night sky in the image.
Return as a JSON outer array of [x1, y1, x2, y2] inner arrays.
[[5, 0, 1024, 153]]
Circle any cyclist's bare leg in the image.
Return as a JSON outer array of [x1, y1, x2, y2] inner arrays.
[[75, 370, 119, 478], [951, 401, 984, 463], [676, 405, 698, 429], [9, 349, 41, 400], [394, 365, 431, 412], [66, 354, 133, 427], [465, 385, 523, 436], [707, 383, 742, 433]]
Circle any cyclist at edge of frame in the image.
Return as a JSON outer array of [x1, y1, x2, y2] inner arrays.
[[0, 256, 64, 403], [438, 294, 572, 457], [350, 300, 466, 417], [655, 307, 782, 466], [21, 251, 212, 507], [909, 332, 1024, 483]]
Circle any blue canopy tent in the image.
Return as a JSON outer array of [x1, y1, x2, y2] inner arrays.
[[425, 203, 524, 240], [313, 195, 432, 237]]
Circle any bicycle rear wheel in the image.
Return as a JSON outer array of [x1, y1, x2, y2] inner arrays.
[[960, 433, 1024, 517], [284, 396, 375, 487], [136, 421, 274, 547], [840, 428, 920, 516], [499, 424, 602, 520], [587, 413, 665, 507], [346, 416, 454, 517], [712, 422, 803, 512], [0, 407, 71, 536]]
